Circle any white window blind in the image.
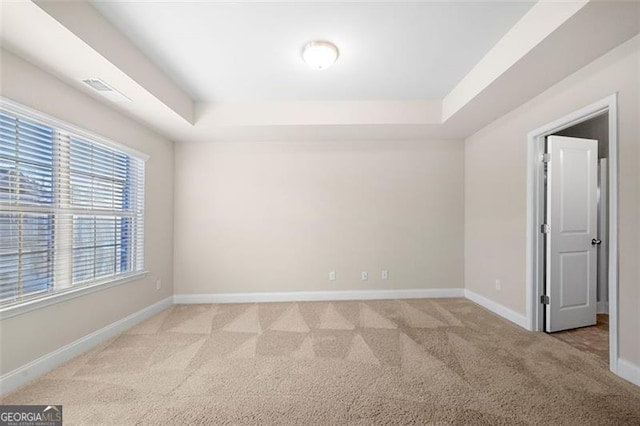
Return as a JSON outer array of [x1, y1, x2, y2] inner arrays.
[[0, 102, 145, 307]]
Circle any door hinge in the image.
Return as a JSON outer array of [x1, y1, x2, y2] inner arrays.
[[541, 224, 550, 234], [541, 153, 551, 163], [540, 295, 550, 305]]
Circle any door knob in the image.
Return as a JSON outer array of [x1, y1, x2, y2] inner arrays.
[[591, 238, 602, 245]]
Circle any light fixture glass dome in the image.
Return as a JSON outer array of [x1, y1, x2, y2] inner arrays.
[[302, 41, 339, 70]]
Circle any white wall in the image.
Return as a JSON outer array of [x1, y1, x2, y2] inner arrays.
[[0, 50, 175, 375], [465, 36, 640, 366], [174, 139, 464, 295]]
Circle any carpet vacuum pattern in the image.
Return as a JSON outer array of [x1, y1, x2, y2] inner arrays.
[[3, 298, 640, 425]]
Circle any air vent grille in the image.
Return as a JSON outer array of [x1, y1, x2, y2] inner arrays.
[[80, 78, 131, 102], [82, 78, 113, 92]]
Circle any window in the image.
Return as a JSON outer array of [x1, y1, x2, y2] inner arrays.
[[0, 100, 146, 309]]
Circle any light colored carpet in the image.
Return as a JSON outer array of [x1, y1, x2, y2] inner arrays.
[[3, 298, 640, 425]]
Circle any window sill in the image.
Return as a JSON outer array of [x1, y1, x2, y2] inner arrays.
[[0, 271, 149, 320]]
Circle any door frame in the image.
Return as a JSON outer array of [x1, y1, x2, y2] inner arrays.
[[525, 94, 619, 372]]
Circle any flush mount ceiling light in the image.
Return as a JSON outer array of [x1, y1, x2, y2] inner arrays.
[[302, 41, 339, 70]]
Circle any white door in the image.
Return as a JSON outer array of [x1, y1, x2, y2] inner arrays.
[[545, 135, 598, 332]]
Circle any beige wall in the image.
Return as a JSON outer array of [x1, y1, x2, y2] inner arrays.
[[174, 139, 464, 295], [465, 36, 640, 364], [0, 50, 175, 375]]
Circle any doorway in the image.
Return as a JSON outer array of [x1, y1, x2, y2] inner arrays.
[[545, 115, 609, 363], [526, 95, 619, 373]]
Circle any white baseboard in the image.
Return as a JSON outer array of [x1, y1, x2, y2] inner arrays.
[[597, 301, 609, 314], [174, 288, 465, 304], [0, 296, 173, 397], [464, 289, 528, 330], [616, 358, 640, 387], [175, 289, 529, 331]]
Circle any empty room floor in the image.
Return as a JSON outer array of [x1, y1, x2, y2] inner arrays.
[[3, 299, 639, 425]]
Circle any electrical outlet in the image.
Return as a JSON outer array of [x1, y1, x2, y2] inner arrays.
[[329, 271, 336, 281], [381, 270, 389, 280], [495, 279, 501, 291], [156, 279, 162, 291], [361, 271, 368, 281]]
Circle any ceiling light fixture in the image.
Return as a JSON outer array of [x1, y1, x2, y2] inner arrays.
[[302, 41, 339, 70]]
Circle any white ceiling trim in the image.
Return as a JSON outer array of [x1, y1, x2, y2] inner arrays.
[[196, 101, 441, 127], [1, 0, 638, 143], [443, 0, 588, 121], [34, 0, 194, 124]]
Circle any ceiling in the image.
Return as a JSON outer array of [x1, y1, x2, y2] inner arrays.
[[90, 1, 534, 102], [1, 1, 639, 142]]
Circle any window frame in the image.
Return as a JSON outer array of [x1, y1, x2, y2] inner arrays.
[[0, 98, 149, 320]]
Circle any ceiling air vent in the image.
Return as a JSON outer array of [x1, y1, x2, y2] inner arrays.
[[81, 78, 131, 102]]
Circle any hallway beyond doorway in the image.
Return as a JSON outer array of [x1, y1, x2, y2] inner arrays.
[[551, 314, 610, 365]]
